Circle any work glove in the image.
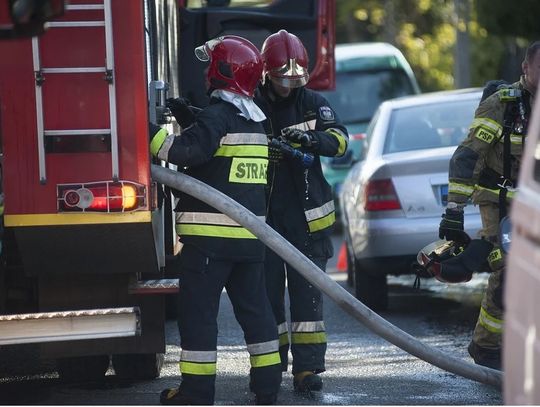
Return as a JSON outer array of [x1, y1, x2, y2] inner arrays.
[[282, 128, 315, 148], [166, 97, 197, 129], [439, 206, 467, 243]]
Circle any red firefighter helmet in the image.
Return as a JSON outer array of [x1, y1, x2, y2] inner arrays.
[[194, 35, 263, 97], [261, 29, 309, 88], [415, 234, 493, 283]]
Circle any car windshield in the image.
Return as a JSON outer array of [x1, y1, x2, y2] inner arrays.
[[321, 69, 415, 124], [384, 97, 480, 154]]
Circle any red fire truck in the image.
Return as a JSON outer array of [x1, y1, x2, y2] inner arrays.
[[0, 0, 335, 381]]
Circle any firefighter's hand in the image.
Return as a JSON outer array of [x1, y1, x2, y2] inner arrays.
[[439, 206, 466, 242], [282, 128, 314, 147], [166, 97, 196, 128]]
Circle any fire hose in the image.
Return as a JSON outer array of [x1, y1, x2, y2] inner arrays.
[[151, 164, 502, 388]]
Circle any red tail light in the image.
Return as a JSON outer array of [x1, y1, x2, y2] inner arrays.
[[57, 181, 146, 212], [364, 179, 401, 211], [351, 132, 366, 141]]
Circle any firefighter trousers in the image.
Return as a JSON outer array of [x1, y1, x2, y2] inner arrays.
[[176, 244, 282, 403], [264, 238, 329, 375], [473, 204, 505, 349]]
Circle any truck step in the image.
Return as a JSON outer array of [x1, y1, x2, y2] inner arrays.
[[129, 279, 179, 295], [0, 307, 140, 346]]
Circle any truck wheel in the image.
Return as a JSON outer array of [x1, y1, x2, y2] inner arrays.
[[56, 355, 110, 382], [112, 353, 164, 380], [354, 262, 388, 311]]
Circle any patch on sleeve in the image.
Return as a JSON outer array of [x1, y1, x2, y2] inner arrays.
[[474, 126, 496, 144], [319, 106, 335, 121]]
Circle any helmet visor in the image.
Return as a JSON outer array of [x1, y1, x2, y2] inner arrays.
[[267, 59, 309, 88], [194, 38, 223, 62]]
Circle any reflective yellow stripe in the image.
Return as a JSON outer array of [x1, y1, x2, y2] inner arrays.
[[180, 361, 216, 375], [449, 182, 474, 197], [510, 134, 524, 144], [279, 332, 289, 346], [470, 117, 502, 135], [473, 126, 496, 144], [250, 352, 281, 368], [478, 307, 503, 333], [229, 157, 267, 184], [308, 212, 335, 233], [291, 332, 327, 344], [214, 145, 268, 158], [475, 185, 516, 199], [150, 128, 169, 157], [326, 128, 348, 156], [176, 224, 256, 239], [4, 212, 152, 227]]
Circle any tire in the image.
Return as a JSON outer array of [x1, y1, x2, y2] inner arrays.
[[56, 355, 110, 382], [354, 261, 388, 311], [112, 353, 164, 380]]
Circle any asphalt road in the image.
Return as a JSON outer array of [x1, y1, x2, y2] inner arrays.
[[0, 235, 503, 405]]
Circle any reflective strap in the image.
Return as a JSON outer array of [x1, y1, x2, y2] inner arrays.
[[470, 117, 502, 136], [150, 128, 169, 157], [181, 349, 217, 363], [176, 224, 257, 239], [250, 352, 281, 368], [478, 307, 503, 333], [180, 349, 217, 376], [157, 134, 176, 161], [291, 321, 326, 333], [277, 322, 289, 346], [326, 128, 348, 156], [510, 134, 524, 145], [291, 332, 327, 344], [180, 361, 217, 375], [475, 185, 516, 199], [286, 119, 317, 132], [220, 132, 268, 145], [247, 340, 279, 356], [308, 212, 336, 233], [229, 157, 268, 184], [449, 182, 474, 197], [214, 145, 268, 158], [277, 322, 288, 335], [177, 212, 267, 226]]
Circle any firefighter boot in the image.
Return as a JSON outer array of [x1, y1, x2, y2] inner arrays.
[[293, 371, 323, 392], [468, 341, 501, 370], [159, 387, 211, 405], [255, 393, 278, 405]]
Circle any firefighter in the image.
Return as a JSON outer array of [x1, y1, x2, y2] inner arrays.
[[253, 30, 349, 392], [439, 41, 540, 370], [149, 35, 282, 405]]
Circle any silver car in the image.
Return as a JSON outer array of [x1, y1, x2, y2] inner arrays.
[[339, 89, 483, 310]]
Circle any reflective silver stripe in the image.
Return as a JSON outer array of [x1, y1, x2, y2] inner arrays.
[[328, 127, 347, 139], [510, 134, 523, 144], [286, 119, 317, 132], [247, 339, 280, 355], [176, 212, 265, 226], [277, 322, 288, 335], [157, 134, 176, 161], [221, 132, 267, 145], [479, 307, 503, 333], [291, 321, 326, 333], [470, 117, 502, 135], [181, 350, 217, 363], [305, 201, 335, 222]]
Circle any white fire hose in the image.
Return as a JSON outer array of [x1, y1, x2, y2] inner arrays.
[[152, 164, 502, 388]]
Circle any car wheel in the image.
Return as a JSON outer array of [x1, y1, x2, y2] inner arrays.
[[112, 353, 164, 380], [354, 262, 388, 311]]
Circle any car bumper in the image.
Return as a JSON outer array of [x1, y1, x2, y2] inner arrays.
[[349, 213, 482, 260]]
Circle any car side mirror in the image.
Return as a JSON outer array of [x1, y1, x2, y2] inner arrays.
[[329, 149, 355, 169]]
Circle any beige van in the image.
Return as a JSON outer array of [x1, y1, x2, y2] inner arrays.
[[504, 84, 540, 403]]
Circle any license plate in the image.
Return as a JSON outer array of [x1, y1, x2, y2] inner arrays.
[[440, 185, 448, 206]]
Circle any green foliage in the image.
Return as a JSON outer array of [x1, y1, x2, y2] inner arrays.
[[335, 0, 531, 92]]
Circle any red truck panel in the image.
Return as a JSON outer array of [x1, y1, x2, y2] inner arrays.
[[0, 1, 151, 216]]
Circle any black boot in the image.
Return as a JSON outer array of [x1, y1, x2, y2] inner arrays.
[[255, 393, 278, 405], [468, 341, 501, 370], [159, 387, 212, 405], [293, 371, 323, 392]]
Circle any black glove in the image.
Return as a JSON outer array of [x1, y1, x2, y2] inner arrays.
[[439, 207, 466, 242], [282, 128, 314, 147], [166, 97, 197, 128]]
